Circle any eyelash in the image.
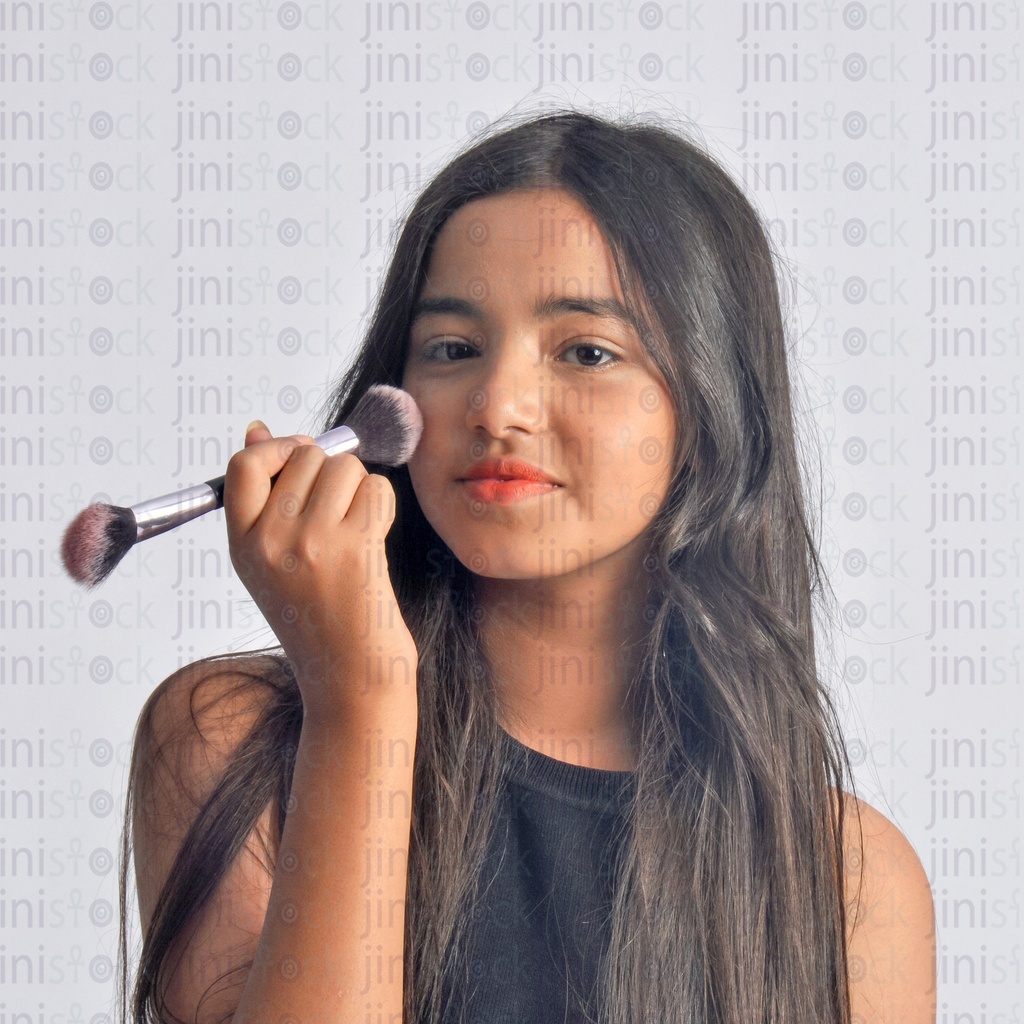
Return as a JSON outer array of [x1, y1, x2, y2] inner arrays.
[[561, 342, 618, 368], [421, 338, 477, 362], [420, 338, 620, 369]]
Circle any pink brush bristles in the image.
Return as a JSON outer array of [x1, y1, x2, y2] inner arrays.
[[61, 503, 137, 588]]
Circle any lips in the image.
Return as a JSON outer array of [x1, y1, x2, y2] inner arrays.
[[460, 458, 557, 483], [458, 458, 560, 505]]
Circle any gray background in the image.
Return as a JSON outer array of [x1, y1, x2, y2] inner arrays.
[[1, 2, 1020, 1017]]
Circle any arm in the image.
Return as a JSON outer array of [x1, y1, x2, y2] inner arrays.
[[134, 426, 419, 1024], [133, 662, 417, 1024], [844, 795, 936, 1024], [234, 694, 416, 1023]]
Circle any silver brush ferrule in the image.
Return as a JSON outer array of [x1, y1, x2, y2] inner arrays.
[[315, 424, 358, 457], [131, 483, 220, 541]]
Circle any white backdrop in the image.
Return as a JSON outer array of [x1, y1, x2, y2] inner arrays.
[[2, 2, 1020, 1019]]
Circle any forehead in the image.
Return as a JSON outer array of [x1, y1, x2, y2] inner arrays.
[[421, 188, 626, 303]]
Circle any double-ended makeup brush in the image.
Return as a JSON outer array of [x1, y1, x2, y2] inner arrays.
[[61, 385, 423, 589]]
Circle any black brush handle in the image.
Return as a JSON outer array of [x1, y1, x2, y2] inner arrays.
[[204, 474, 227, 506]]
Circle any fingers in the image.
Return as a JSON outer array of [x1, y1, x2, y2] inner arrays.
[[225, 422, 381, 545], [224, 430, 315, 539], [301, 452, 369, 524], [263, 445, 366, 529]]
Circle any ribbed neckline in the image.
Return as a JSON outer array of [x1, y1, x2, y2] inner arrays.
[[498, 726, 636, 811]]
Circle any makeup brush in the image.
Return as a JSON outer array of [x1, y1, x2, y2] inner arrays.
[[61, 385, 423, 589]]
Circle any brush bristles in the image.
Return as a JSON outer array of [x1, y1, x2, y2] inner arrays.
[[347, 385, 424, 467], [61, 504, 137, 588]]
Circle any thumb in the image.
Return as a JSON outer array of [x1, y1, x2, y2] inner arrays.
[[244, 419, 272, 446]]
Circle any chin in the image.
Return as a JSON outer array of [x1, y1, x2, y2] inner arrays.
[[455, 551, 545, 580], [453, 543, 597, 582]]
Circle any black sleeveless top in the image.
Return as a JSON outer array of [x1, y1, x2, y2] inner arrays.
[[440, 728, 636, 1024]]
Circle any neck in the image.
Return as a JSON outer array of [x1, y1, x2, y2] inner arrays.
[[476, 568, 651, 770]]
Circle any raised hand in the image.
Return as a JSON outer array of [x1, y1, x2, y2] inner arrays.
[[223, 421, 418, 722]]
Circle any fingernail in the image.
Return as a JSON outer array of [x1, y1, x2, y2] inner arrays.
[[246, 419, 268, 434]]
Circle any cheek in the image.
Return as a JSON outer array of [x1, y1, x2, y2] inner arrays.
[[407, 450, 439, 510], [613, 387, 675, 459], [642, 397, 677, 471], [405, 427, 455, 522], [407, 385, 463, 449]]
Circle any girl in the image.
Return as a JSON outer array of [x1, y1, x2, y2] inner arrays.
[[119, 110, 935, 1023]]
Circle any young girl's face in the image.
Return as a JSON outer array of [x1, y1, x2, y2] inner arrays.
[[401, 188, 676, 584]]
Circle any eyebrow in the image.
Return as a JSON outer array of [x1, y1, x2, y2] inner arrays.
[[410, 294, 642, 333]]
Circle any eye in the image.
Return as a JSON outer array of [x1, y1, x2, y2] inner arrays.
[[560, 342, 618, 368], [421, 337, 479, 362]]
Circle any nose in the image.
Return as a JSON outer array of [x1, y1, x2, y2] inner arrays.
[[464, 334, 545, 438]]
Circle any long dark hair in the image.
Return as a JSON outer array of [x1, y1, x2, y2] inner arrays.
[[118, 109, 853, 1023]]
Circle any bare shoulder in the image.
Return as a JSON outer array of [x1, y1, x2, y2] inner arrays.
[[134, 660, 262, 825], [131, 653, 286, 922], [136, 652, 286, 767], [840, 791, 936, 1024], [129, 654, 289, 1022]]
